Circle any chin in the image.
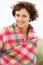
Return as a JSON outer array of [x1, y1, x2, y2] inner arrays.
[[18, 25, 24, 29], [16, 23, 25, 28], [18, 26, 23, 28]]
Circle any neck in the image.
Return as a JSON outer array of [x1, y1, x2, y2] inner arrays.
[[22, 25, 28, 34], [22, 28, 27, 34], [22, 27, 28, 41]]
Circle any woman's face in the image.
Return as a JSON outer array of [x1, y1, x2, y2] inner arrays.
[[15, 8, 31, 29]]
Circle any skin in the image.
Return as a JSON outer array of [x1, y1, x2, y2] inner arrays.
[[15, 8, 31, 41]]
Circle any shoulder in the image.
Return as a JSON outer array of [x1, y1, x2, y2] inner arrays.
[[28, 24, 38, 43], [0, 23, 16, 35], [0, 23, 16, 42], [0, 23, 16, 43], [29, 24, 37, 36]]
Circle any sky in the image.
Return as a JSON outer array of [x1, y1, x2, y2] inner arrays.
[[0, 0, 43, 39]]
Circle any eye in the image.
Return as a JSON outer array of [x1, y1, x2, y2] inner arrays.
[[22, 15, 26, 17], [16, 14, 20, 17]]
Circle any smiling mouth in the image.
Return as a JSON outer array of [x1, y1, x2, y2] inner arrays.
[[18, 22, 24, 24]]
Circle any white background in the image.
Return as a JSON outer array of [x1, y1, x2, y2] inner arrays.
[[0, 0, 43, 39]]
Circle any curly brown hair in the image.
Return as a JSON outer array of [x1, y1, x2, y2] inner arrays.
[[12, 1, 39, 21]]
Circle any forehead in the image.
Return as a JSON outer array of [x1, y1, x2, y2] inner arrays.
[[15, 8, 29, 15]]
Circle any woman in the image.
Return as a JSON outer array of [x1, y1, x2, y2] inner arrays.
[[0, 1, 38, 65]]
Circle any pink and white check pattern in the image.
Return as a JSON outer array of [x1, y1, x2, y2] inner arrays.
[[0, 23, 38, 65]]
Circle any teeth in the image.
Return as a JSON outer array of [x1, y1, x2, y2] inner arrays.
[[20, 22, 24, 24], [18, 22, 24, 25]]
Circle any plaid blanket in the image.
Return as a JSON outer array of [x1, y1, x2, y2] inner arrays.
[[0, 23, 38, 65]]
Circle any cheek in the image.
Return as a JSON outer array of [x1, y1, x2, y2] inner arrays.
[[24, 18, 29, 22], [26, 17, 30, 22], [16, 20, 18, 23], [15, 17, 22, 22], [15, 17, 18, 22]]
